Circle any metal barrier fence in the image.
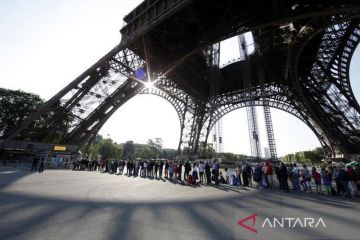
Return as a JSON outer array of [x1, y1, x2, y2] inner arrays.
[[0, 159, 72, 170]]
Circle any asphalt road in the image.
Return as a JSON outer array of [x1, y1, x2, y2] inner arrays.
[[0, 168, 359, 240]]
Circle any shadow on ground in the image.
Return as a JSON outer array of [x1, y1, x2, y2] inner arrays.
[[0, 170, 359, 240]]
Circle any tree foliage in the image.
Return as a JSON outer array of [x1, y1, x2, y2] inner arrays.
[[0, 88, 43, 138], [219, 152, 247, 161], [98, 139, 118, 160], [0, 88, 73, 143], [147, 138, 163, 158], [282, 147, 324, 163], [198, 142, 216, 159], [85, 135, 244, 162], [122, 140, 135, 160], [86, 136, 178, 160]]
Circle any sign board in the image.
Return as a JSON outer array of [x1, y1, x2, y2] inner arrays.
[[53, 145, 67, 151]]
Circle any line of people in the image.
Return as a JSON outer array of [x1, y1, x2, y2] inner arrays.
[[85, 159, 224, 186], [247, 161, 360, 198], [290, 163, 359, 197], [74, 157, 360, 198]]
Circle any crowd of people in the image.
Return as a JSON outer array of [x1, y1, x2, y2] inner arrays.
[[242, 161, 360, 198], [284, 162, 360, 198], [71, 158, 360, 198]]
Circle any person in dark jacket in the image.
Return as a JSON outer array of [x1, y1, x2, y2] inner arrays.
[[205, 162, 211, 184], [31, 156, 39, 171], [242, 164, 251, 187], [164, 160, 169, 178], [184, 161, 191, 180], [159, 161, 164, 178], [337, 165, 351, 197], [312, 167, 322, 193], [279, 163, 289, 191], [38, 158, 45, 173], [212, 160, 220, 185]]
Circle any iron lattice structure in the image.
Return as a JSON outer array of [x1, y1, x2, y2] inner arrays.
[[2, 0, 360, 157]]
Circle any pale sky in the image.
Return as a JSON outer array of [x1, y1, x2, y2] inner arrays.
[[0, 0, 359, 156]]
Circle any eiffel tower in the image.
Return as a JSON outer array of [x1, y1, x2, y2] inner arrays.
[[2, 0, 360, 157]]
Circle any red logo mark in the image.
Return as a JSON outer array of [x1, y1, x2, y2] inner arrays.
[[237, 213, 258, 233]]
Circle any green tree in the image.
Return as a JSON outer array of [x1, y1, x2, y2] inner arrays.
[[219, 152, 247, 161], [0, 88, 43, 138], [122, 140, 135, 160], [98, 139, 117, 160], [220, 152, 236, 161], [147, 138, 163, 158], [312, 147, 324, 162], [159, 148, 177, 159], [114, 144, 123, 159], [282, 147, 324, 163], [139, 145, 154, 159], [0, 88, 73, 143], [85, 137, 178, 161], [198, 142, 215, 159]]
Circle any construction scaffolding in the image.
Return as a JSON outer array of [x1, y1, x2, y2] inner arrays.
[[263, 103, 277, 160], [239, 34, 262, 159], [212, 119, 224, 153]]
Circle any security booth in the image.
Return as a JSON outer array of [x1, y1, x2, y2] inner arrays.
[[0, 140, 79, 169], [50, 145, 79, 168]]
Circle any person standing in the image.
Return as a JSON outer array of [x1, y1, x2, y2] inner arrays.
[[279, 163, 289, 191], [143, 161, 148, 177], [312, 167, 322, 193], [154, 161, 159, 178], [38, 158, 45, 173], [236, 164, 242, 186], [178, 162, 183, 181], [31, 156, 39, 171], [323, 169, 332, 195], [147, 161, 153, 177], [135, 160, 139, 176], [159, 161, 164, 178], [354, 165, 360, 196], [164, 160, 169, 178], [199, 161, 205, 183], [192, 164, 198, 184], [292, 164, 301, 191], [168, 162, 174, 179], [265, 161, 273, 189], [126, 161, 130, 175], [212, 160, 219, 185], [184, 160, 191, 180], [346, 166, 358, 196], [246, 163, 253, 186], [302, 164, 312, 192], [338, 165, 351, 197], [242, 164, 250, 187], [205, 162, 211, 184]]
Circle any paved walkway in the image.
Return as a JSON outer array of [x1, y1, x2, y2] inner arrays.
[[0, 168, 359, 240]]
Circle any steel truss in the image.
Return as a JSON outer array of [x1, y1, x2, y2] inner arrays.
[[1, 1, 360, 158], [289, 17, 360, 155]]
